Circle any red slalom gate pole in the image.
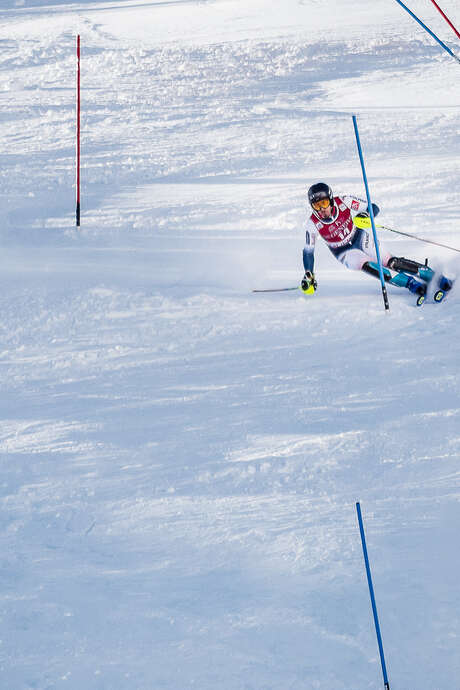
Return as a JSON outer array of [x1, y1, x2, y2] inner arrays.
[[428, 0, 460, 40], [76, 34, 81, 227]]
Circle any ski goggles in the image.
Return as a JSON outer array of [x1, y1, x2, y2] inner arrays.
[[311, 198, 331, 210]]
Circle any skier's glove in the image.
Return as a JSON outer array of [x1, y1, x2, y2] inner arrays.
[[353, 211, 371, 229], [301, 271, 317, 294]]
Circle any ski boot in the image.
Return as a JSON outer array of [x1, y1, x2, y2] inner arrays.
[[433, 276, 454, 303], [406, 276, 427, 306]]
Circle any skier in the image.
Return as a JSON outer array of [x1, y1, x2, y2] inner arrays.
[[300, 182, 452, 304]]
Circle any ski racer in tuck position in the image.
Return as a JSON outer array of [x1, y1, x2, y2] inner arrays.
[[301, 182, 453, 305]]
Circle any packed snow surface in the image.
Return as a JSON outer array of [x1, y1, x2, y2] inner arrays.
[[1, 0, 460, 688]]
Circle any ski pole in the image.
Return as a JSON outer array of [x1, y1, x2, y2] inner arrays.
[[252, 286, 299, 293], [352, 115, 390, 312], [356, 502, 391, 690], [353, 214, 460, 253]]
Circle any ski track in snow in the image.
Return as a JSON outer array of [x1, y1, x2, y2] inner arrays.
[[0, 0, 460, 688]]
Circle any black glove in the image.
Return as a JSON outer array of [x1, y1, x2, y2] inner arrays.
[[301, 271, 317, 293]]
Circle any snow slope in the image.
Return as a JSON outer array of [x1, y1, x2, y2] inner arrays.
[[1, 0, 460, 688]]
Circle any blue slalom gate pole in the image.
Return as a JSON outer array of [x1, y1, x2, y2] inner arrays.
[[352, 115, 390, 312], [392, 0, 460, 64], [356, 502, 390, 690]]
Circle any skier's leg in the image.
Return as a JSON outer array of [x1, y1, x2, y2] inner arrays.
[[336, 229, 395, 272], [339, 229, 430, 297], [361, 261, 392, 282], [438, 275, 453, 292], [387, 256, 434, 283], [303, 246, 314, 272], [334, 237, 388, 271], [363, 261, 426, 296], [332, 233, 427, 297], [389, 271, 426, 295]]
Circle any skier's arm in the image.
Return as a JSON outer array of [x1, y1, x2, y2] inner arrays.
[[303, 245, 314, 272], [301, 220, 318, 293], [303, 221, 316, 272]]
